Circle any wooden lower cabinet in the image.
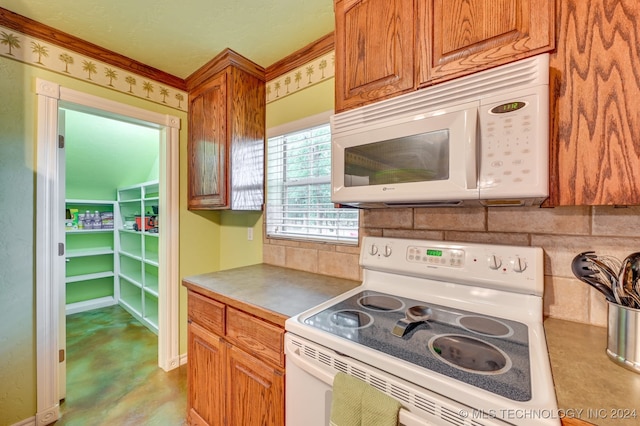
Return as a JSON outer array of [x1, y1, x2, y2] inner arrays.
[[187, 321, 224, 426], [186, 289, 285, 426], [226, 345, 284, 426]]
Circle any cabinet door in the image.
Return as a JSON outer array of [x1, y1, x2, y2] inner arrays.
[[187, 321, 225, 426], [420, 0, 554, 84], [334, 0, 415, 112], [225, 344, 284, 426], [549, 0, 640, 205], [188, 72, 228, 210]]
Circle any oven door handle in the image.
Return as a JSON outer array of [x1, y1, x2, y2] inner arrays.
[[286, 341, 432, 426]]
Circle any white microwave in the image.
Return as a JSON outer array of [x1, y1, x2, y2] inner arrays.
[[331, 54, 549, 208]]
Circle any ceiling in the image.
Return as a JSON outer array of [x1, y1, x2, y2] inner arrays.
[[0, 0, 335, 78]]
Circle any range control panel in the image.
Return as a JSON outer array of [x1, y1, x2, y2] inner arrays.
[[361, 236, 543, 296], [407, 246, 465, 268]]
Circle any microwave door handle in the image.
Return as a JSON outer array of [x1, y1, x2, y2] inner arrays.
[[465, 110, 478, 190], [286, 340, 432, 426]]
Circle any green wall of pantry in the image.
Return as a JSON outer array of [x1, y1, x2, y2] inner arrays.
[[65, 110, 160, 305], [65, 109, 160, 200]]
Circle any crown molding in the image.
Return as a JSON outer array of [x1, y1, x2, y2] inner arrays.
[[265, 32, 334, 82], [0, 7, 186, 91]]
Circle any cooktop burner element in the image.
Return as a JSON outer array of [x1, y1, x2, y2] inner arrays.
[[329, 310, 373, 329], [357, 294, 404, 311], [304, 290, 532, 401], [429, 334, 511, 374], [457, 315, 514, 337]]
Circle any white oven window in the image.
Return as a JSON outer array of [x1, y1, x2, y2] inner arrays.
[[266, 116, 359, 244]]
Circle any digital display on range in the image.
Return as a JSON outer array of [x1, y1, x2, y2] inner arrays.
[[490, 101, 526, 114], [427, 249, 443, 257]]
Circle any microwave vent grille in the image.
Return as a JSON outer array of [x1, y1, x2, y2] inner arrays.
[[332, 54, 549, 134]]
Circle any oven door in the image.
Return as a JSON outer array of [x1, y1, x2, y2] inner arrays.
[[331, 102, 479, 207], [286, 334, 430, 426], [285, 334, 510, 426]]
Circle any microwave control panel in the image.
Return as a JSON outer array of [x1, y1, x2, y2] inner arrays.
[[478, 88, 549, 200]]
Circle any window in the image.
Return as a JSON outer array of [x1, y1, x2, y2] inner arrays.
[[266, 113, 359, 244]]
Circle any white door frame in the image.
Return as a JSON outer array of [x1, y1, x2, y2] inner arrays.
[[35, 78, 181, 424]]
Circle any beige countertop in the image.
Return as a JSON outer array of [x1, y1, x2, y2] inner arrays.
[[545, 318, 640, 426], [182, 263, 360, 327]]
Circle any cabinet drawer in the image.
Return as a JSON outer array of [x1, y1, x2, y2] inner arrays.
[[226, 307, 284, 367], [188, 291, 225, 335]]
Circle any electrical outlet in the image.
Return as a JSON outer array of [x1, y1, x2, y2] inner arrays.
[[247, 227, 253, 241]]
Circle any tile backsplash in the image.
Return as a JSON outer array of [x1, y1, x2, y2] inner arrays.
[[263, 206, 640, 328]]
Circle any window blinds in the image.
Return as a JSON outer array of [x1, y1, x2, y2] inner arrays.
[[266, 123, 358, 243]]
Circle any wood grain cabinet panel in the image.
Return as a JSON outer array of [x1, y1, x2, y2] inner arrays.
[[187, 321, 225, 426], [188, 73, 228, 210], [226, 307, 284, 367], [226, 344, 284, 426], [188, 290, 225, 336], [423, 0, 555, 84], [186, 49, 265, 210], [186, 289, 285, 426], [334, 0, 554, 112], [549, 0, 640, 205], [334, 0, 415, 111]]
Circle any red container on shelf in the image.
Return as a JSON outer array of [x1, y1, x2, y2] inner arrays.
[[134, 215, 156, 232]]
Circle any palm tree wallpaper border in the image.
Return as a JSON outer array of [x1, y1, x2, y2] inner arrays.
[[0, 25, 188, 111], [266, 51, 335, 104]]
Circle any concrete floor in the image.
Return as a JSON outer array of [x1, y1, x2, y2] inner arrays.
[[55, 305, 187, 425]]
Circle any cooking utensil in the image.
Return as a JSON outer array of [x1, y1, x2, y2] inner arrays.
[[619, 253, 640, 308], [392, 305, 433, 337], [580, 251, 626, 304], [571, 253, 617, 303]]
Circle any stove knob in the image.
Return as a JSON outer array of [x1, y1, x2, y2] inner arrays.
[[512, 256, 527, 272], [369, 244, 379, 256], [383, 245, 392, 257], [488, 255, 503, 270]]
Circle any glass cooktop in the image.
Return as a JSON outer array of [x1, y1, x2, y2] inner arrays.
[[303, 290, 532, 401]]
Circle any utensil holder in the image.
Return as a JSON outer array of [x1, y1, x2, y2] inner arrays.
[[607, 302, 640, 373]]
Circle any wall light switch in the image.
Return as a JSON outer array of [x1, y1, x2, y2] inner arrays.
[[247, 228, 253, 241]]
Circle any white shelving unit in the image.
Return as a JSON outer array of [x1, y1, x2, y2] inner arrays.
[[64, 199, 118, 315], [116, 180, 160, 334]]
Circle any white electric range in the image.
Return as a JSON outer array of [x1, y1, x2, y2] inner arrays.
[[285, 236, 559, 426]]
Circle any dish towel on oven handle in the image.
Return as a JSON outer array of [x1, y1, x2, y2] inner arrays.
[[330, 372, 402, 426]]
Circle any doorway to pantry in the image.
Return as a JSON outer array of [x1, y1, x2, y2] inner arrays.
[[60, 108, 164, 400], [35, 78, 180, 420], [63, 108, 162, 381]]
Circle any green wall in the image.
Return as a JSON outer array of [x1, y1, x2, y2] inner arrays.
[[0, 54, 35, 426], [0, 56, 200, 425], [65, 109, 160, 200], [266, 78, 335, 129]]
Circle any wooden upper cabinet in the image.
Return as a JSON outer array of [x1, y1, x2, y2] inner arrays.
[[188, 73, 228, 209], [549, 0, 640, 205], [422, 0, 555, 84], [334, 0, 554, 112], [334, 0, 415, 112], [186, 49, 265, 210]]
